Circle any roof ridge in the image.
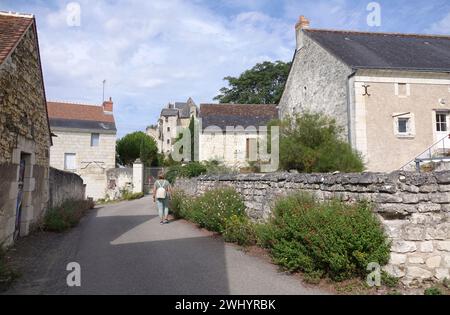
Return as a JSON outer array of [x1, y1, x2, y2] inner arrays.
[[305, 28, 450, 40], [0, 11, 34, 19], [48, 100, 101, 107]]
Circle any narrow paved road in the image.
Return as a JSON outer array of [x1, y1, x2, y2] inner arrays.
[[5, 197, 326, 295]]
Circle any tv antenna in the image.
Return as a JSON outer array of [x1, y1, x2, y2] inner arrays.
[[102, 79, 107, 102]]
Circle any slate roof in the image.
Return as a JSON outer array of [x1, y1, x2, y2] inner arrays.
[[162, 98, 198, 118], [47, 102, 117, 132], [161, 108, 179, 117], [305, 29, 450, 72], [200, 104, 278, 131], [0, 12, 33, 65], [175, 102, 190, 118]]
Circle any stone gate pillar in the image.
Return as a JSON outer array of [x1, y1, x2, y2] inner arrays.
[[132, 159, 144, 194]]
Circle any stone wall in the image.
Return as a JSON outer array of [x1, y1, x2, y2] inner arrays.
[[105, 168, 133, 200], [278, 32, 352, 138], [0, 22, 51, 246], [48, 168, 86, 208], [175, 172, 450, 286]]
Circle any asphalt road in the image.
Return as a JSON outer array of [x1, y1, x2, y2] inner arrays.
[[5, 197, 326, 295]]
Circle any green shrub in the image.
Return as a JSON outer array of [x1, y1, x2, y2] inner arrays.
[[273, 112, 364, 173], [170, 190, 191, 219], [122, 191, 144, 201], [183, 162, 208, 178], [223, 215, 257, 246], [203, 160, 235, 175], [182, 187, 246, 233], [44, 200, 93, 233], [264, 193, 390, 281], [167, 161, 234, 183], [424, 287, 442, 296], [382, 271, 400, 288]]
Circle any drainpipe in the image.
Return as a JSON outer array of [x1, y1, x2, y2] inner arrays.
[[346, 70, 357, 146]]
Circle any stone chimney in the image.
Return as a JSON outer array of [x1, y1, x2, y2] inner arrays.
[[103, 97, 113, 113], [295, 15, 310, 51]]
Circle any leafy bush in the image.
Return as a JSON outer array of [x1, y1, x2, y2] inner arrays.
[[382, 271, 400, 288], [272, 113, 364, 173], [223, 215, 257, 246], [424, 287, 443, 296], [170, 190, 190, 219], [203, 160, 235, 175], [44, 200, 94, 233], [167, 161, 234, 183], [122, 191, 145, 201], [166, 162, 208, 183], [176, 187, 246, 233], [261, 193, 390, 281]]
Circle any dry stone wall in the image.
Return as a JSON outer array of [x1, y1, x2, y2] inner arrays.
[[175, 172, 450, 286]]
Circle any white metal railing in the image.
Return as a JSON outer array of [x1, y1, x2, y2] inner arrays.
[[400, 134, 450, 172]]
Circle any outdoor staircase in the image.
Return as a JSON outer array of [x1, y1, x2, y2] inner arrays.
[[401, 134, 450, 172]]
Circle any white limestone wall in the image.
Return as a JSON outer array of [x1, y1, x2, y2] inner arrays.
[[49, 130, 116, 200], [199, 132, 260, 168]]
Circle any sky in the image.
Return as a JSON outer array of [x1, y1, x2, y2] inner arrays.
[[1, 0, 450, 138]]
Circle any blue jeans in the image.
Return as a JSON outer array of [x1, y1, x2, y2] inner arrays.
[[156, 198, 169, 220]]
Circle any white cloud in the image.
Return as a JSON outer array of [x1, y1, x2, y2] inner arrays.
[[427, 12, 450, 34], [18, 0, 297, 136]]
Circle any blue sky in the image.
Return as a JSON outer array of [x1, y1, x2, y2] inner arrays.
[[1, 0, 450, 137]]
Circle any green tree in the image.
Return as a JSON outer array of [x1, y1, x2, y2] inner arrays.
[[116, 132, 158, 167], [274, 113, 364, 173], [214, 61, 291, 104]]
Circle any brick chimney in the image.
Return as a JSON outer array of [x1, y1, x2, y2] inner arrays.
[[295, 15, 310, 51], [103, 97, 113, 114]]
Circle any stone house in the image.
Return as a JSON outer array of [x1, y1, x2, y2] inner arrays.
[[147, 98, 198, 155], [279, 16, 450, 172], [0, 12, 52, 246], [47, 99, 117, 200], [199, 104, 278, 168]]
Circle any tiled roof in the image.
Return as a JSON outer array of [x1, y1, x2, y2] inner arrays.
[[0, 12, 34, 65], [47, 101, 115, 123], [305, 29, 450, 72], [200, 104, 278, 130]]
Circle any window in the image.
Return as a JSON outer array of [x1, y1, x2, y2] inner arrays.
[[165, 117, 169, 123], [91, 133, 100, 147], [398, 118, 409, 134], [436, 113, 448, 132], [167, 139, 170, 145], [167, 127, 171, 132], [395, 83, 410, 97], [64, 153, 76, 171], [393, 113, 415, 138]]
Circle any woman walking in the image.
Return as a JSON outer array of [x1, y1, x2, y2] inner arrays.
[[153, 172, 172, 225]]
